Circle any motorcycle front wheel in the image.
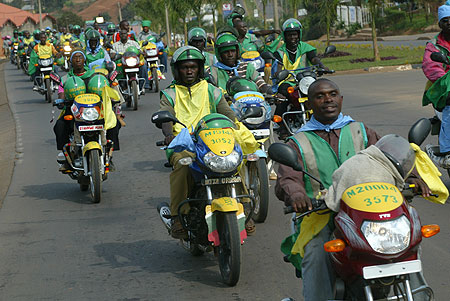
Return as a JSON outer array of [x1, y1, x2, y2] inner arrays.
[[216, 212, 241, 286], [152, 68, 159, 93], [88, 149, 102, 203], [44, 78, 52, 103], [131, 80, 138, 111], [248, 159, 270, 223]]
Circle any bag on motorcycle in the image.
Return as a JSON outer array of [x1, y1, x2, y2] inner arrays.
[[168, 127, 195, 153], [232, 121, 259, 155]]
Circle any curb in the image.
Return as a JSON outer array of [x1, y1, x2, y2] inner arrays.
[[0, 62, 16, 207]]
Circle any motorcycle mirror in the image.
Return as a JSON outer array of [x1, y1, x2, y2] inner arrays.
[[277, 70, 290, 82], [160, 31, 166, 38], [105, 61, 116, 72], [408, 118, 431, 146], [268, 143, 303, 171], [261, 51, 276, 61], [324, 45, 336, 56], [114, 54, 123, 61], [142, 40, 149, 46], [151, 111, 179, 125], [430, 52, 449, 65], [240, 106, 264, 121]]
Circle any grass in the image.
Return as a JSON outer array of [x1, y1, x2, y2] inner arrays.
[[309, 41, 425, 71]]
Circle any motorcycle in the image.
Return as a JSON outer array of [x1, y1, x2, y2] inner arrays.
[[60, 41, 72, 72], [227, 77, 275, 222], [142, 40, 165, 93], [18, 43, 27, 73], [151, 110, 263, 286], [33, 57, 59, 103], [261, 46, 336, 138], [11, 42, 20, 68], [268, 140, 438, 301], [116, 51, 145, 111]]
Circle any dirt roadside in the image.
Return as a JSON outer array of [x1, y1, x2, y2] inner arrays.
[[0, 62, 16, 206]]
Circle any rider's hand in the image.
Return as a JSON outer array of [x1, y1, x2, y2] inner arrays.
[[164, 134, 175, 145], [275, 93, 286, 99], [406, 177, 431, 198], [290, 194, 312, 213]]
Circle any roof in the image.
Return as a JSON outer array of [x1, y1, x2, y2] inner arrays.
[[0, 3, 55, 28]]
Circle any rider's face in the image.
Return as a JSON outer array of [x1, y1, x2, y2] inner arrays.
[[309, 80, 343, 125], [440, 17, 450, 35], [143, 26, 149, 33], [39, 33, 47, 44], [220, 48, 238, 67], [121, 22, 130, 32], [285, 31, 300, 48], [235, 21, 247, 37], [190, 39, 205, 52], [71, 53, 85, 71], [177, 61, 199, 85], [89, 39, 99, 49], [119, 30, 128, 43]]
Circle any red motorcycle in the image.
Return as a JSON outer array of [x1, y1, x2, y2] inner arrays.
[[269, 138, 438, 301]]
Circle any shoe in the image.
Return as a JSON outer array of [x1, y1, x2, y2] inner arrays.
[[32, 85, 38, 91], [170, 217, 188, 239], [58, 162, 71, 172], [243, 202, 256, 235]]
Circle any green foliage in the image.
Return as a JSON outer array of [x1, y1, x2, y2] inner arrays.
[[301, 3, 326, 41], [375, 7, 435, 34], [345, 23, 362, 37], [56, 11, 83, 27]]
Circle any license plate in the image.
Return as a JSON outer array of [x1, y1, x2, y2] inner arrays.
[[125, 68, 139, 72], [363, 260, 422, 280], [250, 129, 270, 136], [79, 125, 103, 131], [50, 73, 60, 82], [201, 176, 241, 186], [40, 67, 53, 71]]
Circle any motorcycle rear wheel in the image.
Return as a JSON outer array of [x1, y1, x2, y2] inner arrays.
[[217, 212, 241, 286], [44, 78, 52, 103], [88, 149, 102, 203], [248, 159, 270, 223], [132, 80, 138, 111], [152, 68, 159, 93]]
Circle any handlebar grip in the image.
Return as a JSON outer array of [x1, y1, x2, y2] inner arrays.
[[327, 70, 335, 74], [156, 141, 165, 146], [284, 198, 325, 214], [284, 206, 294, 214]]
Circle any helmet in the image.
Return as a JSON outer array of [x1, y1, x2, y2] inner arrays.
[[13, 30, 18, 34], [194, 113, 235, 135], [87, 74, 108, 96], [72, 25, 81, 33], [170, 46, 205, 81], [226, 6, 245, 27], [214, 32, 239, 62], [141, 20, 151, 28], [282, 18, 303, 41], [126, 46, 140, 55], [107, 23, 116, 32], [375, 134, 416, 180], [86, 29, 101, 40], [188, 27, 207, 46], [64, 76, 86, 101], [226, 77, 258, 96]]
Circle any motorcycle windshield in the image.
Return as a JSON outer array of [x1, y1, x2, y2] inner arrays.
[[198, 128, 235, 156], [342, 182, 403, 213]]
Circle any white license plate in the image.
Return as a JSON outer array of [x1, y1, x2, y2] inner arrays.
[[79, 125, 103, 131], [146, 58, 158, 62], [125, 68, 139, 72], [201, 176, 241, 186], [363, 259, 422, 280], [40, 67, 53, 71], [250, 129, 270, 136]]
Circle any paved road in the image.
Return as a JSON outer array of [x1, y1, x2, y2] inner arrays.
[[0, 64, 448, 300]]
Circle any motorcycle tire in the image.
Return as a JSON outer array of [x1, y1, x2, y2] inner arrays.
[[44, 78, 52, 103], [132, 80, 138, 111], [152, 68, 159, 93], [189, 243, 204, 256], [80, 184, 89, 191], [248, 159, 270, 223], [16, 58, 20, 69], [88, 149, 102, 203], [217, 212, 241, 286]]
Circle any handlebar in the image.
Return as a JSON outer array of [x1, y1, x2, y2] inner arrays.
[[156, 140, 165, 147], [284, 198, 329, 221]]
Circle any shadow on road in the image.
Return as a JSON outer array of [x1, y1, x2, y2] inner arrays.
[[21, 183, 94, 204], [132, 159, 168, 173], [93, 239, 228, 287]]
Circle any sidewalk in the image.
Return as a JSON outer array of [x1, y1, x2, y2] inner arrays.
[[0, 62, 16, 206], [320, 31, 439, 43]]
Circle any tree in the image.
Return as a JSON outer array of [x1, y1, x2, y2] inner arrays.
[[304, 0, 339, 46], [288, 0, 302, 18], [261, 0, 268, 29], [367, 0, 381, 61], [57, 11, 83, 27]]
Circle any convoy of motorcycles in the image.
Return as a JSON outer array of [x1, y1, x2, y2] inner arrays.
[[7, 25, 445, 299]]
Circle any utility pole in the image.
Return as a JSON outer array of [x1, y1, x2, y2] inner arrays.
[[165, 3, 171, 48], [38, 0, 42, 28], [117, 2, 122, 22], [273, 0, 279, 29]]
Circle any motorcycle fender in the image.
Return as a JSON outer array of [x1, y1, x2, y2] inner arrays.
[[82, 141, 102, 156], [205, 202, 247, 246], [211, 197, 239, 212], [44, 75, 50, 79]]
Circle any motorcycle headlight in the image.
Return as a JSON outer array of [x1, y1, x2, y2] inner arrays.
[[80, 107, 100, 121], [40, 59, 53, 66], [203, 150, 241, 173], [251, 59, 262, 70], [125, 57, 138, 66], [361, 215, 411, 254], [63, 45, 72, 51], [299, 76, 316, 95]]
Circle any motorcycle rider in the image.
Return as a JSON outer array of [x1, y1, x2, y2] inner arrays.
[[112, 20, 137, 43], [22, 31, 34, 47], [70, 25, 85, 48], [422, 1, 450, 166], [188, 27, 217, 68], [158, 46, 237, 239], [59, 27, 72, 45], [30, 32, 59, 91], [85, 29, 111, 66], [105, 23, 116, 45], [138, 20, 156, 41], [10, 30, 22, 64], [275, 78, 429, 301]]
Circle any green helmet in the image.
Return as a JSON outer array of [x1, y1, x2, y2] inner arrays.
[[214, 32, 239, 62], [226, 77, 258, 96], [126, 46, 140, 55], [194, 113, 235, 136], [188, 27, 207, 45], [73, 25, 81, 30], [13, 30, 18, 34], [226, 6, 245, 27], [33, 29, 40, 35], [141, 20, 151, 28], [281, 18, 303, 41], [170, 46, 205, 81], [107, 23, 116, 30], [87, 74, 108, 96], [86, 29, 101, 40], [64, 76, 86, 101]]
